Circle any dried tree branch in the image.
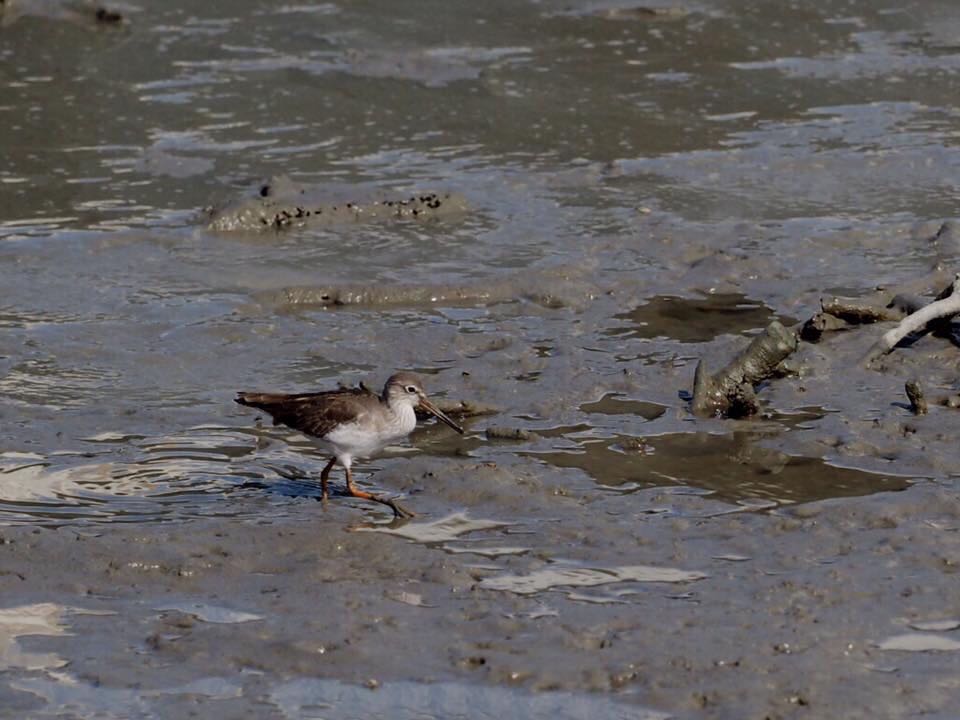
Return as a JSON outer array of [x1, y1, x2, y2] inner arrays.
[[863, 274, 960, 366]]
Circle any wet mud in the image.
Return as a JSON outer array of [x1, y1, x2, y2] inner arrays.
[[207, 176, 470, 232], [1, 472, 958, 718], [3, 0, 960, 717], [0, 0, 124, 28], [252, 265, 598, 311]]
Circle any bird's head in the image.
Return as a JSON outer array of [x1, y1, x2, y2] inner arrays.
[[384, 372, 464, 434]]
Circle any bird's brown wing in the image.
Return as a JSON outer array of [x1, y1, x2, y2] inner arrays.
[[235, 386, 375, 438]]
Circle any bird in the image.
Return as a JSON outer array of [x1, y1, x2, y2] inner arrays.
[[235, 372, 464, 518]]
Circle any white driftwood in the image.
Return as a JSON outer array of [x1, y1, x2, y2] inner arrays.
[[863, 273, 960, 366]]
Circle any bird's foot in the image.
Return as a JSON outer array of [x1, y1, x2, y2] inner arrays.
[[345, 483, 415, 519], [382, 497, 416, 519]]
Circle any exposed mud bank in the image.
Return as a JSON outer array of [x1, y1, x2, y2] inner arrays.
[[206, 176, 470, 232], [0, 0, 124, 28], [252, 265, 600, 311], [0, 469, 957, 718], [5, 0, 960, 717]]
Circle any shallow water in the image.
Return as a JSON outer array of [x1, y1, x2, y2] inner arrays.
[[3, 0, 958, 523], [3, 0, 960, 717]]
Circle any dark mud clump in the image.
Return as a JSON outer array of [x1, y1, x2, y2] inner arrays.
[[1, 0, 124, 27], [206, 176, 470, 232], [251, 265, 600, 311]]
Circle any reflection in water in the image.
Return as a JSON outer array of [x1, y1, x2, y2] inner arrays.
[[268, 678, 669, 720], [0, 359, 121, 409], [1, 602, 243, 716], [385, 590, 434, 608], [0, 306, 84, 330], [909, 620, 960, 632], [12, 672, 151, 719], [2, 602, 245, 717], [612, 102, 960, 219], [0, 429, 489, 526], [0, 421, 910, 524], [479, 564, 708, 596], [12, 672, 244, 717], [442, 545, 529, 558], [359, 512, 508, 543], [0, 431, 270, 525], [527, 432, 910, 505], [876, 634, 960, 652], [580, 394, 667, 420], [0, 603, 72, 672], [153, 601, 262, 624], [606, 293, 791, 344]]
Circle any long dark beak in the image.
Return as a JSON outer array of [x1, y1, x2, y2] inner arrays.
[[418, 396, 464, 434]]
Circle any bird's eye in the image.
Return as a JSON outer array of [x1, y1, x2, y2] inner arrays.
[[405, 385, 418, 394]]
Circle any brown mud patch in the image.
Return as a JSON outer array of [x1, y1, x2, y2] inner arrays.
[[608, 293, 795, 344]]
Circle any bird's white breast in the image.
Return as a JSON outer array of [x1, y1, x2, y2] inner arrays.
[[322, 403, 417, 459]]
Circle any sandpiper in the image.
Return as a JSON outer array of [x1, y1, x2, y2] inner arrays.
[[235, 372, 463, 518]]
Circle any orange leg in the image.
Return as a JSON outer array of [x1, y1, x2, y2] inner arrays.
[[344, 467, 415, 519], [319, 457, 336, 501]]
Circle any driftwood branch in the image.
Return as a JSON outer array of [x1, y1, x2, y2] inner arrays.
[[801, 268, 955, 344], [800, 297, 903, 344], [821, 297, 902, 324], [691, 321, 798, 418], [863, 274, 960, 366]]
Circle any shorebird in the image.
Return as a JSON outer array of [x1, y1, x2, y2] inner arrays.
[[235, 372, 463, 518]]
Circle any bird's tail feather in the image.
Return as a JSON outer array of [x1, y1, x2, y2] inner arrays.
[[235, 392, 290, 409]]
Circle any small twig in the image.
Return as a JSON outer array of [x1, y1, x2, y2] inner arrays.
[[863, 274, 960, 366]]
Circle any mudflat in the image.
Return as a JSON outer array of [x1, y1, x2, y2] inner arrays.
[[2, 0, 960, 717]]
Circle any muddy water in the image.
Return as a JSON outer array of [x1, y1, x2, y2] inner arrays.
[[2, 0, 960, 717]]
